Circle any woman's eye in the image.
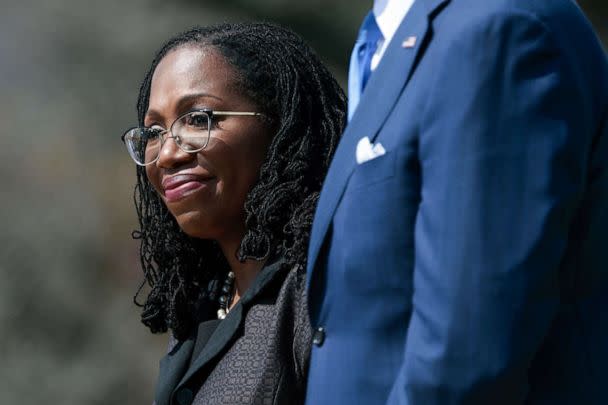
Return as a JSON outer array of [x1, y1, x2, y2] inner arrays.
[[186, 114, 209, 129], [145, 126, 164, 139]]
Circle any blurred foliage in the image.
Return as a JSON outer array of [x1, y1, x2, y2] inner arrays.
[[0, 0, 605, 404]]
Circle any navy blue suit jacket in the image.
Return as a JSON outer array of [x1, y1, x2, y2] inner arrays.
[[306, 0, 608, 404]]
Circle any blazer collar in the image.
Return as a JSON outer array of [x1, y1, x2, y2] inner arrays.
[[307, 0, 451, 283], [155, 257, 288, 405], [154, 337, 195, 405]]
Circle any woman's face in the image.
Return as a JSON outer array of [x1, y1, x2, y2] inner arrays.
[[145, 46, 272, 241]]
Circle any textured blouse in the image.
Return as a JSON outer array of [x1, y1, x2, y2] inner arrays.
[[153, 258, 312, 405]]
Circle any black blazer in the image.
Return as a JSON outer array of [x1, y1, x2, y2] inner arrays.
[[154, 258, 312, 405]]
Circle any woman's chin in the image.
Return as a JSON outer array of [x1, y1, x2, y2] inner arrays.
[[170, 210, 215, 239], [174, 212, 244, 244]]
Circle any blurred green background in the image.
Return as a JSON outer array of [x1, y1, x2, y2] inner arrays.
[[0, 1, 605, 404]]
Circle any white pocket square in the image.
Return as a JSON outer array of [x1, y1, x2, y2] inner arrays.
[[356, 136, 386, 164]]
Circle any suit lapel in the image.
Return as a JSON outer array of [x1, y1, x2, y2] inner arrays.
[[307, 0, 451, 282], [175, 303, 244, 391], [170, 260, 288, 402], [155, 338, 195, 405]]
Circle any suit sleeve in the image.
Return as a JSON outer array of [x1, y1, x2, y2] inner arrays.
[[387, 11, 594, 405]]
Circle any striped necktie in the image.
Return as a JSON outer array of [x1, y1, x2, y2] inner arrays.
[[348, 12, 383, 119]]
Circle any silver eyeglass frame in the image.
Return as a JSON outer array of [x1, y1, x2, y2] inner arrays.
[[121, 109, 263, 166]]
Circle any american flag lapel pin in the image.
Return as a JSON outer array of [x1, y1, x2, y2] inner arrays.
[[402, 36, 417, 48]]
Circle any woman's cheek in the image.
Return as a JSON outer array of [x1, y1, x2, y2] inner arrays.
[[145, 166, 162, 195]]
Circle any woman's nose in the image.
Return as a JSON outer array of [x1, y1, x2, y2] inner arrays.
[[156, 136, 194, 169]]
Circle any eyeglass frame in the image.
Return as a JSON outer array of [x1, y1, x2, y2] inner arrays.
[[121, 108, 264, 166]]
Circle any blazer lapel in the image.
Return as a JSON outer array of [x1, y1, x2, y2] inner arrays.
[[307, 0, 451, 282], [175, 302, 244, 392], [155, 338, 195, 405], [171, 260, 288, 401]]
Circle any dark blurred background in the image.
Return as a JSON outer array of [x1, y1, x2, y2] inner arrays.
[[0, 1, 605, 403]]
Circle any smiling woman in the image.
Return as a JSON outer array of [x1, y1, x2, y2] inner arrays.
[[144, 47, 273, 244], [121, 23, 346, 405]]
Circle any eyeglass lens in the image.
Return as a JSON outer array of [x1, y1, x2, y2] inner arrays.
[[124, 111, 211, 165]]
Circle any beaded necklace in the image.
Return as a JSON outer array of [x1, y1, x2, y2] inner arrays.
[[217, 271, 235, 320]]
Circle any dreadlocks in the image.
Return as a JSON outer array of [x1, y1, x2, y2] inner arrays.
[[132, 22, 346, 340]]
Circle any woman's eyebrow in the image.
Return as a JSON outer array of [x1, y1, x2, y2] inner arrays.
[[144, 109, 163, 125], [176, 92, 223, 111]]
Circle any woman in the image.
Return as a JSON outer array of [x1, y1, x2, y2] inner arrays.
[[121, 23, 346, 405]]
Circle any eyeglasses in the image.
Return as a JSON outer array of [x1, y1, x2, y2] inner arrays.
[[121, 109, 263, 166]]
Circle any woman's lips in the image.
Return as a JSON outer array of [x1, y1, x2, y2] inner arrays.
[[162, 174, 215, 203]]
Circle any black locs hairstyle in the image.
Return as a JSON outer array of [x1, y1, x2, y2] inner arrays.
[[132, 22, 346, 340]]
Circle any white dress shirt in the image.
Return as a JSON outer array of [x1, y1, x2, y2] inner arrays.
[[347, 0, 416, 118], [371, 0, 416, 70]]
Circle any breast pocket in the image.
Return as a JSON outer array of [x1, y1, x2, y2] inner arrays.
[[347, 152, 397, 192]]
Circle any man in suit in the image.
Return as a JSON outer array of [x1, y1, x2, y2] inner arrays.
[[305, 0, 608, 404]]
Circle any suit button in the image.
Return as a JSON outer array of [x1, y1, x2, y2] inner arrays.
[[312, 326, 325, 347], [175, 388, 194, 405]]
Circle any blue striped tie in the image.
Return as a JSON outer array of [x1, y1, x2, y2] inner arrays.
[[348, 12, 383, 119]]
